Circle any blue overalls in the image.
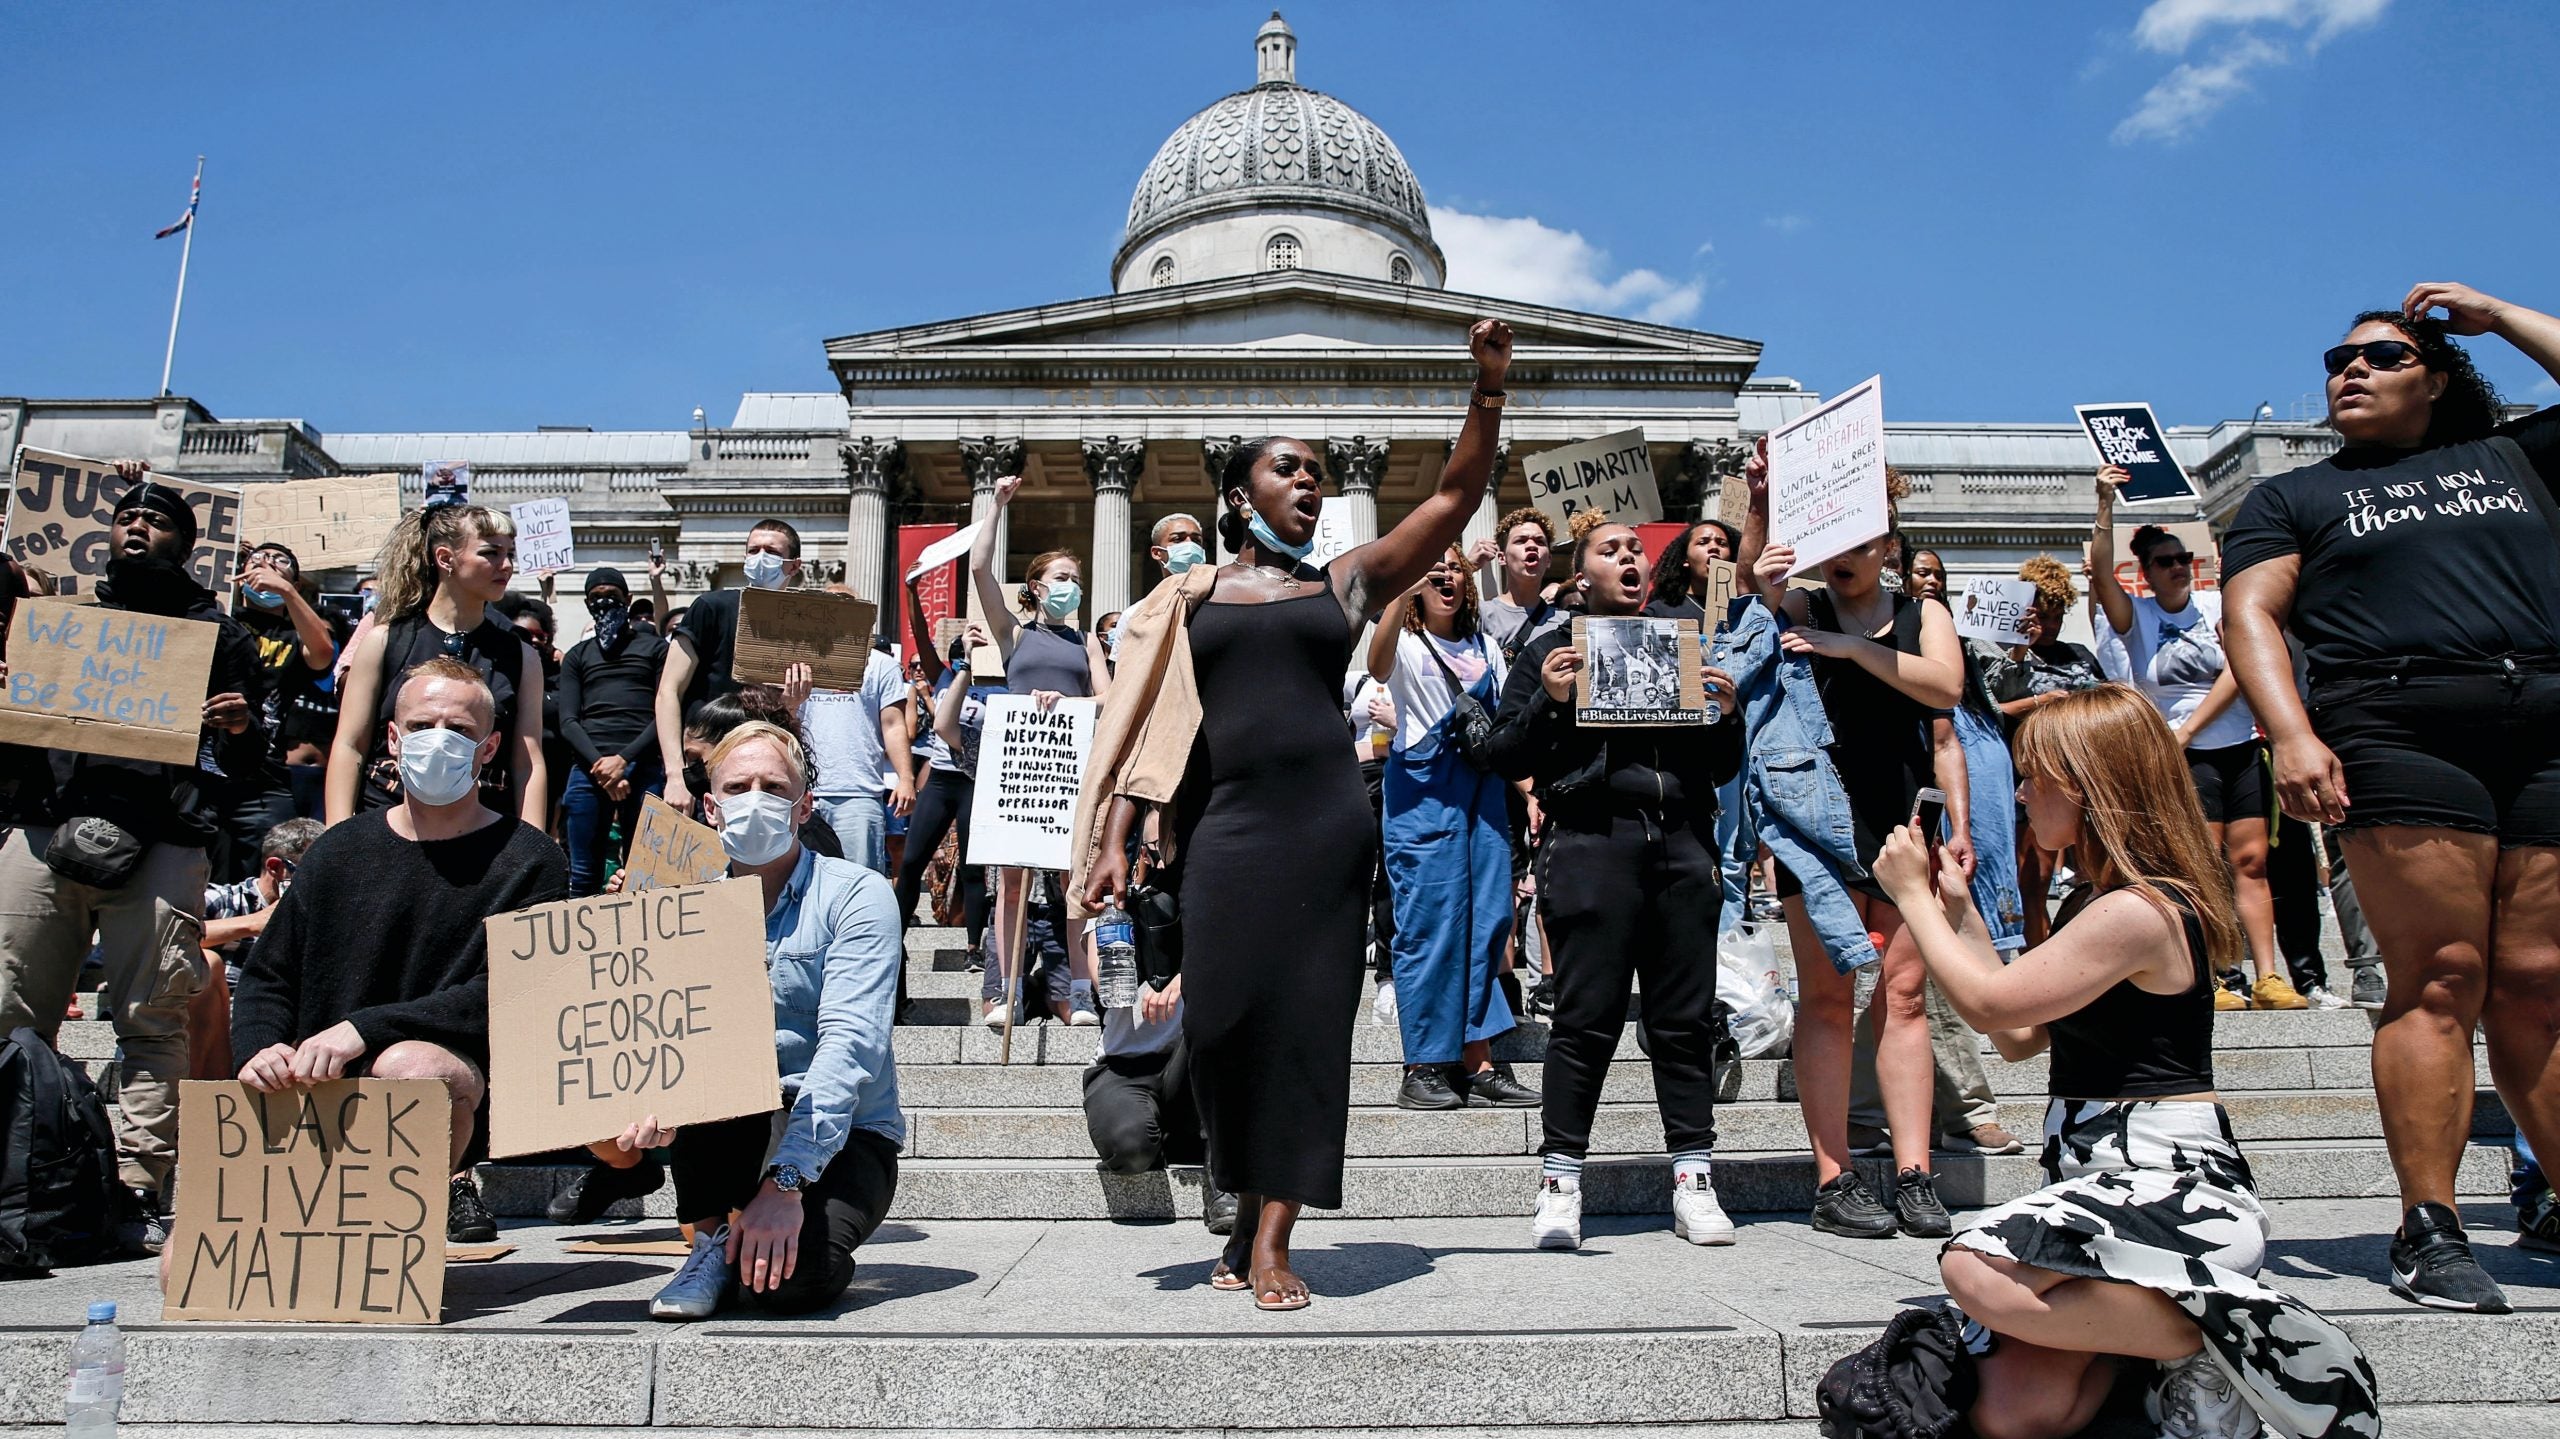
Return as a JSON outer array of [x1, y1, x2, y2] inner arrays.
[[1383, 655, 1517, 1066]]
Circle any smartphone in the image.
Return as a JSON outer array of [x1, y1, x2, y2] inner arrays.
[[1912, 786, 1947, 845], [648, 537, 665, 562]]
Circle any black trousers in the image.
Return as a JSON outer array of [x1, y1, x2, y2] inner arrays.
[[1361, 757, 1396, 974], [2268, 809, 2326, 994], [668, 1114, 899, 1315], [1082, 1038, 1205, 1173], [895, 768, 990, 946], [1536, 813, 1724, 1158]]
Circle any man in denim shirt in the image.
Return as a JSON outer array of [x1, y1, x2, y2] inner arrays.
[[610, 720, 905, 1320]]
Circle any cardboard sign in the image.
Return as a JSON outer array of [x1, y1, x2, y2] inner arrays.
[[422, 461, 471, 509], [1572, 616, 1708, 726], [483, 879, 782, 1158], [0, 597, 217, 764], [5, 448, 242, 597], [2076, 403, 2195, 505], [164, 1079, 450, 1324], [1700, 558, 1739, 619], [624, 793, 728, 892], [1521, 428, 1663, 529], [733, 586, 880, 691], [243, 474, 403, 568], [1954, 577, 2038, 646], [1768, 375, 1889, 574], [2088, 520, 2220, 596], [510, 497, 576, 574], [966, 695, 1097, 870]]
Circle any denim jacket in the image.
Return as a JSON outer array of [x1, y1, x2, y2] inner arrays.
[[762, 847, 907, 1174], [1722, 602, 1878, 973]]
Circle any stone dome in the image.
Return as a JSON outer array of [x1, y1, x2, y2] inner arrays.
[[1113, 13, 1444, 292]]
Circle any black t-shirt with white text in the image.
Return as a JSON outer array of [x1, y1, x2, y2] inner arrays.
[[2221, 406, 2560, 675]]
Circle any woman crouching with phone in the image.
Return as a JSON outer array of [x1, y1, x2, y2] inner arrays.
[[1869, 684, 2375, 1439]]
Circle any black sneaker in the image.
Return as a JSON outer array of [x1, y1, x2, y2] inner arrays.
[[1810, 1171, 1898, 1239], [1396, 1065, 1465, 1111], [1893, 1167, 1953, 1239], [1463, 1064, 1541, 1108], [1525, 975, 1557, 1017], [1203, 1185, 1239, 1236], [2519, 1186, 2560, 1255], [966, 945, 986, 972], [114, 1186, 168, 1256], [448, 1176, 500, 1244], [2389, 1202, 2510, 1313], [545, 1157, 666, 1225]]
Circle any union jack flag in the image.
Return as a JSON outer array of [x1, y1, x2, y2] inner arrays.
[[154, 169, 199, 239]]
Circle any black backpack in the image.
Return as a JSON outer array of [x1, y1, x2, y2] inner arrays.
[[0, 1027, 142, 1275]]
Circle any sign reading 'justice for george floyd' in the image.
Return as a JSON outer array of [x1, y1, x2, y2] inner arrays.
[[4, 449, 242, 595], [482, 880, 780, 1158]]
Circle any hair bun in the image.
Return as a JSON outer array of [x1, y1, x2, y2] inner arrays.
[[1566, 509, 1611, 542]]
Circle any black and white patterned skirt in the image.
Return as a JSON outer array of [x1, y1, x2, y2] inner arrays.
[[1946, 1098, 2380, 1439]]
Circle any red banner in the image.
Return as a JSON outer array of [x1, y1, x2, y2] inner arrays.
[[895, 523, 961, 674]]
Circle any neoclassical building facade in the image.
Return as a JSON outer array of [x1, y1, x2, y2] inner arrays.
[[4, 14, 2342, 642]]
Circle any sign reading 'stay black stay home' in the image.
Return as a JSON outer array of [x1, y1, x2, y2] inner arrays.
[[2075, 403, 2196, 505]]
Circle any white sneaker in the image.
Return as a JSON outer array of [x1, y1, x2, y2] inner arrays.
[[1671, 1171, 1737, 1246], [1530, 1176, 1583, 1250], [2305, 985, 2351, 1010], [2146, 1348, 2260, 1439], [980, 1001, 1007, 1032], [1371, 981, 1398, 1027]]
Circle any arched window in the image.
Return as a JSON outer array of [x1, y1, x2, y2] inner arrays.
[[1151, 254, 1177, 287], [1389, 254, 1413, 285], [1265, 233, 1301, 271]]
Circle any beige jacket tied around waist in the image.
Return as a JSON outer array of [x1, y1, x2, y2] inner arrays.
[[1065, 563, 1219, 919]]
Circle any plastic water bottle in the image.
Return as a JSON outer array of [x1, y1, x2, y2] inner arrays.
[[64, 1301, 123, 1435], [1095, 897, 1140, 1010], [1703, 624, 1732, 726]]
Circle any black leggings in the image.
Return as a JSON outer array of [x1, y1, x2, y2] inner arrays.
[[1536, 814, 1726, 1158], [669, 1116, 899, 1315], [2269, 809, 2326, 994], [894, 768, 989, 945]]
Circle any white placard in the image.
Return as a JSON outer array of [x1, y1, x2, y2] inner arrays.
[[510, 497, 576, 574], [1767, 375, 1888, 574], [966, 695, 1098, 871], [1953, 577, 2037, 647], [1519, 428, 1663, 529], [905, 521, 981, 583]]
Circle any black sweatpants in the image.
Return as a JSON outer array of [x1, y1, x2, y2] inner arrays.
[[1536, 813, 1724, 1158], [2269, 809, 2327, 995], [1082, 1037, 1205, 1173], [895, 768, 990, 946], [1362, 757, 1396, 974], [668, 1114, 900, 1315]]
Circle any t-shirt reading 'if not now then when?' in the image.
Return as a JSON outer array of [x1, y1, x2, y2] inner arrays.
[[2221, 406, 2560, 677]]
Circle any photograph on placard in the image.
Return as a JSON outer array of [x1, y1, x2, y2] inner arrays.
[[423, 461, 472, 509], [1572, 615, 1707, 726]]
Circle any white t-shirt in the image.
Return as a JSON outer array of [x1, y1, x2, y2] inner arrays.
[[1383, 629, 1504, 755], [2112, 591, 2257, 750], [1101, 994, 1183, 1058], [798, 650, 910, 798]]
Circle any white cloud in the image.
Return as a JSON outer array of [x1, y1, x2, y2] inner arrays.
[[1432, 208, 1703, 325], [2113, 0, 2389, 144], [1762, 214, 1811, 235]]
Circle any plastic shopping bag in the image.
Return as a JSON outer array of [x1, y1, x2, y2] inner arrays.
[[1716, 922, 1794, 1059]]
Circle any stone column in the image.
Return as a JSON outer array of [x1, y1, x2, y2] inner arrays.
[[1202, 436, 1245, 561], [958, 436, 1024, 584], [1454, 439, 1512, 596], [1081, 435, 1144, 614], [1679, 438, 1752, 526], [839, 436, 901, 608], [1326, 435, 1388, 550]]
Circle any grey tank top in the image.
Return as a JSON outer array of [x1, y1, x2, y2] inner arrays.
[[1008, 622, 1093, 697]]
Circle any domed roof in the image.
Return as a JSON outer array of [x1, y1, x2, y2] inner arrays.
[[1121, 14, 1435, 262]]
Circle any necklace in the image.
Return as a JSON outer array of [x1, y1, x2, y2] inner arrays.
[[1239, 560, 1302, 592]]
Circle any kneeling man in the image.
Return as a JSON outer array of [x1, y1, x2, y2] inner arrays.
[[611, 720, 905, 1320], [230, 657, 570, 1242]]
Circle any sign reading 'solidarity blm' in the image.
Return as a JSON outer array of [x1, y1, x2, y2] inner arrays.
[[0, 597, 218, 764], [1768, 375, 1889, 574], [2074, 402, 2197, 505], [4, 448, 242, 596], [163, 1078, 451, 1324], [1520, 429, 1664, 529], [482, 879, 780, 1158]]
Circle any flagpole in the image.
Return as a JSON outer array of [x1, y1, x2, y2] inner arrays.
[[158, 155, 203, 397]]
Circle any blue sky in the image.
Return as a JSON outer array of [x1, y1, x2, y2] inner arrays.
[[6, 1, 2554, 434]]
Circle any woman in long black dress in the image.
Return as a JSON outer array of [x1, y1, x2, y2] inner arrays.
[[1082, 319, 1513, 1310]]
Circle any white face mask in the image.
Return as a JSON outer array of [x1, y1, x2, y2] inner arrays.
[[714, 788, 798, 866], [742, 551, 787, 590], [395, 726, 482, 807]]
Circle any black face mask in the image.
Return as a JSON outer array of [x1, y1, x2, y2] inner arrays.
[[587, 594, 631, 652], [683, 761, 710, 812], [97, 554, 202, 616]]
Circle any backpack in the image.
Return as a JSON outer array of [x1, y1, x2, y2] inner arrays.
[[0, 1027, 143, 1274], [1816, 1305, 1978, 1439]]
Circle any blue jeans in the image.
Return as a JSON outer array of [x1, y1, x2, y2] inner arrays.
[[817, 791, 890, 876], [1951, 704, 2026, 953], [562, 761, 664, 898], [1383, 717, 1516, 1066]]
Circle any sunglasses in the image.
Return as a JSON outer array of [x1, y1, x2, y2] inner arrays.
[[2146, 551, 2197, 569], [441, 630, 472, 659], [2322, 340, 2422, 377]]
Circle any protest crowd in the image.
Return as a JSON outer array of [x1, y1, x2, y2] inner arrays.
[[4, 282, 2560, 1439]]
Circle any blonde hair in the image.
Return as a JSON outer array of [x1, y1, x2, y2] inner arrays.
[[2013, 685, 2242, 974], [391, 655, 496, 732], [2018, 553, 2078, 612], [373, 505, 514, 620], [707, 720, 811, 795]]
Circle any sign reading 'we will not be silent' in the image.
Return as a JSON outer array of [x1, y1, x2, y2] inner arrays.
[[0, 597, 217, 764]]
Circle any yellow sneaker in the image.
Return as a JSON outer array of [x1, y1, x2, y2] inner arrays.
[[2251, 974, 2311, 1010], [2213, 986, 2247, 1012]]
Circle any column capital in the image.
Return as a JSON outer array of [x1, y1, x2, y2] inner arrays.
[[1445, 436, 1511, 486], [1201, 436, 1246, 491], [839, 435, 904, 494], [1326, 435, 1389, 496], [1080, 434, 1146, 495], [958, 436, 1025, 495], [1669, 437, 1752, 523]]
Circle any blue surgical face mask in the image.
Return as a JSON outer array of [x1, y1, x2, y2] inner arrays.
[[714, 788, 799, 867], [245, 586, 287, 610], [1247, 510, 1316, 563], [394, 726, 482, 807], [1164, 541, 1207, 574], [742, 551, 787, 590], [360, 589, 380, 614], [1040, 580, 1082, 621]]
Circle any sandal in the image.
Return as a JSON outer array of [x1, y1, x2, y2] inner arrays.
[[1209, 1263, 1251, 1293], [1252, 1268, 1311, 1312]]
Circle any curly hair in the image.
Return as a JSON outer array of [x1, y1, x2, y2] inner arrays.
[[1648, 519, 1741, 608], [2018, 553, 2078, 612], [1494, 506, 1553, 547], [373, 505, 513, 621], [1401, 543, 1480, 639], [2342, 310, 2506, 447]]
